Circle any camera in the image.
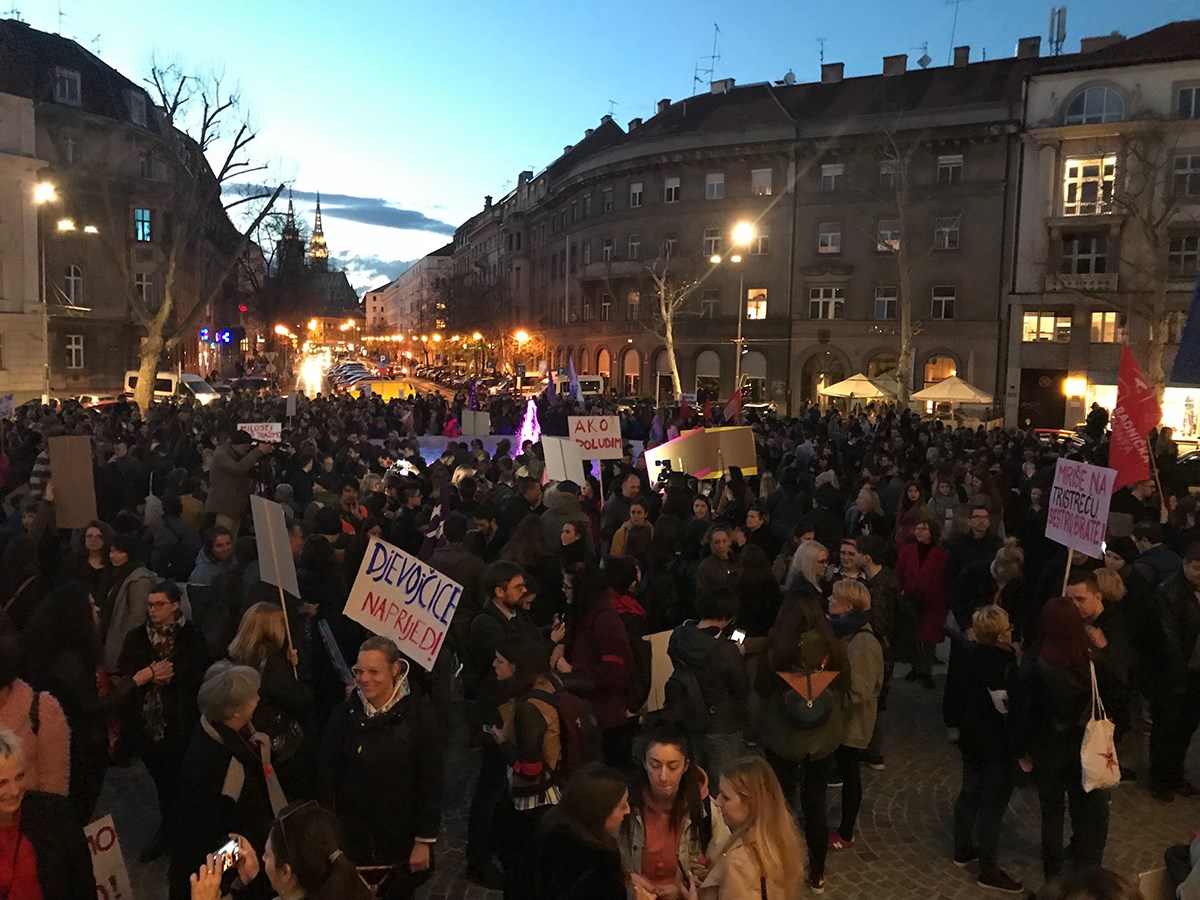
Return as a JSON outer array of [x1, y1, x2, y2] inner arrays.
[[654, 458, 673, 487]]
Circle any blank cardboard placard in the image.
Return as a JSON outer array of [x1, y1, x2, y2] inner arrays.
[[250, 495, 300, 598], [541, 436, 586, 483], [641, 426, 758, 480], [462, 410, 491, 435], [48, 434, 97, 527], [643, 630, 675, 713], [706, 426, 758, 475], [286, 392, 298, 418]]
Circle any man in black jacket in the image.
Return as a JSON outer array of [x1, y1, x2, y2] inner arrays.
[[944, 505, 1002, 588], [858, 535, 899, 769]]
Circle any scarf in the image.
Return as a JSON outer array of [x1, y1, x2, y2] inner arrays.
[[200, 716, 288, 818], [828, 607, 873, 638], [141, 611, 183, 743]]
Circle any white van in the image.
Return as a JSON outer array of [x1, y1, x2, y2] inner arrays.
[[552, 374, 606, 399], [123, 371, 220, 405]]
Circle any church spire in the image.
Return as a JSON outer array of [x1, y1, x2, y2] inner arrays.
[[283, 191, 298, 239], [308, 191, 329, 272]]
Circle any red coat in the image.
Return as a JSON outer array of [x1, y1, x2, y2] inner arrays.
[[564, 594, 632, 730], [895, 542, 950, 645]]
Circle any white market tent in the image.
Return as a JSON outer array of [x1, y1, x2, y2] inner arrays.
[[910, 375, 993, 404], [817, 373, 896, 400]]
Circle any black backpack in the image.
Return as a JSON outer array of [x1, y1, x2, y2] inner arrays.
[[664, 662, 712, 732]]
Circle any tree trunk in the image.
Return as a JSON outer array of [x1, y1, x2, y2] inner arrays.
[[1147, 280, 1169, 405], [662, 298, 682, 399], [895, 201, 916, 407], [133, 303, 170, 409]]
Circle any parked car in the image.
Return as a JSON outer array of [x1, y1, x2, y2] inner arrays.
[[123, 371, 219, 405]]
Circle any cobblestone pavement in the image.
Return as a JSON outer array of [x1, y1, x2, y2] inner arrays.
[[98, 656, 1200, 898]]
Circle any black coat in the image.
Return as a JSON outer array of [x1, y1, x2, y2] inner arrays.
[[318, 693, 443, 866], [16, 791, 93, 899], [116, 620, 209, 752], [958, 642, 1019, 764], [1153, 570, 1200, 694], [504, 821, 626, 900]]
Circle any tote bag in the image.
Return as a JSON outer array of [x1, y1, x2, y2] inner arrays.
[[1080, 659, 1120, 793]]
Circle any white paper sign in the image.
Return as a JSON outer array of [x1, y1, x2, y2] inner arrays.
[[0, 393, 13, 418], [462, 410, 491, 435], [286, 391, 298, 418], [238, 421, 282, 442], [569, 415, 623, 459], [541, 435, 586, 483], [86, 814, 135, 900], [1045, 458, 1116, 559], [250, 495, 300, 598], [644, 630, 675, 713], [343, 536, 463, 672]]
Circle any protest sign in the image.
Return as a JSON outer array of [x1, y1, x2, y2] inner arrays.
[[541, 435, 586, 483], [642, 426, 757, 479], [643, 630, 674, 713], [250, 495, 300, 598], [1045, 458, 1116, 559], [86, 814, 135, 900], [48, 434, 97, 527], [0, 393, 13, 418], [343, 536, 463, 672], [462, 410, 491, 435], [286, 391, 298, 418], [238, 421, 282, 442], [569, 415, 623, 459]]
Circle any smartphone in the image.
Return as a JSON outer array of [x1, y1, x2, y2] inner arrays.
[[214, 838, 239, 873], [730, 628, 746, 645]]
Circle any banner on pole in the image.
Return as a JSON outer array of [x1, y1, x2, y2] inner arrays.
[[569, 415, 623, 459], [250, 495, 300, 598], [1045, 458, 1116, 559]]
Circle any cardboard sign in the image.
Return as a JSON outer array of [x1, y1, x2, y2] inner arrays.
[[643, 630, 674, 713], [286, 391, 298, 418], [343, 536, 463, 672], [250, 495, 300, 598], [1045, 458, 1116, 559], [541, 436, 586, 483], [238, 422, 282, 442], [0, 393, 13, 418], [569, 415, 623, 459], [86, 814, 135, 900], [462, 410, 491, 435], [642, 426, 757, 479], [48, 434, 97, 527]]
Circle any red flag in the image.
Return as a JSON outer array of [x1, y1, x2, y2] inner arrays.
[[723, 391, 742, 425], [1110, 346, 1161, 489], [703, 399, 712, 423], [678, 393, 691, 423]]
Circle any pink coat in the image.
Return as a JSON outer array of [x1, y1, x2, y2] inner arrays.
[[0, 678, 70, 795], [895, 542, 950, 645]]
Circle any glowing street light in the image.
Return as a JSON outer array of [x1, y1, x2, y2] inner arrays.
[[56, 218, 76, 232], [33, 181, 57, 205], [731, 221, 756, 246], [308, 319, 318, 331], [710, 254, 722, 264], [82, 224, 98, 234], [432, 333, 442, 342], [514, 330, 530, 344], [274, 324, 291, 336], [472, 331, 483, 341]]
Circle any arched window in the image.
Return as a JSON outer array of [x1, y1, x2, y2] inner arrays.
[[695, 349, 721, 403], [597, 347, 611, 378], [64, 264, 83, 305], [654, 350, 674, 404], [1064, 87, 1124, 125], [622, 348, 641, 396], [923, 354, 958, 389], [579, 348, 590, 375], [741, 351, 767, 402]]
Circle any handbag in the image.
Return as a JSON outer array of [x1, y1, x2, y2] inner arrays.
[[1080, 659, 1120, 793], [253, 701, 305, 765]]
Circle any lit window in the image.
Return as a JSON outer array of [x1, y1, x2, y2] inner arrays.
[[934, 215, 961, 250], [703, 228, 722, 257], [1174, 155, 1200, 196], [1169, 234, 1200, 278], [938, 154, 963, 185], [874, 285, 898, 320], [1090, 311, 1127, 343], [64, 265, 83, 305], [1064, 87, 1124, 125], [66, 333, 84, 369], [877, 219, 901, 252], [1178, 86, 1200, 120], [134, 208, 152, 242], [809, 286, 844, 320], [746, 288, 767, 319], [1061, 234, 1107, 274], [664, 176, 680, 203], [54, 68, 80, 106], [1022, 311, 1072, 342], [751, 168, 773, 196], [627, 234, 641, 260], [1063, 156, 1116, 215], [820, 164, 843, 192], [700, 289, 719, 319], [751, 230, 770, 255], [818, 222, 841, 254], [705, 173, 725, 200], [931, 285, 956, 320], [629, 182, 643, 208]]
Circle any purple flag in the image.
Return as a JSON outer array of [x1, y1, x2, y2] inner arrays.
[[547, 373, 557, 403], [418, 477, 452, 561]]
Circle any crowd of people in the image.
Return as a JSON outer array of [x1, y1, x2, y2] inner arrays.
[[0, 385, 1195, 899]]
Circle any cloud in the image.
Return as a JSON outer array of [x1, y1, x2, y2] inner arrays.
[[228, 184, 455, 235], [333, 254, 414, 293]]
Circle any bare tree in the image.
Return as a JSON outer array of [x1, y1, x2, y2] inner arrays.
[[105, 63, 283, 408], [643, 251, 707, 399]]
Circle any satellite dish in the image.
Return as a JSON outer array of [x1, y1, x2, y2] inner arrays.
[[917, 52, 932, 68]]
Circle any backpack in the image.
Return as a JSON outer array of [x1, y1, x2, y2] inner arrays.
[[664, 663, 712, 733], [527, 686, 601, 780]]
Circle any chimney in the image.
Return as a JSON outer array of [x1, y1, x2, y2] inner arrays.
[[600, 114, 613, 124], [657, 98, 671, 114], [563, 145, 573, 154], [1015, 36, 1041, 58], [628, 117, 642, 131], [518, 170, 532, 185], [584, 128, 594, 137], [883, 53, 907, 76], [710, 77, 736, 94], [484, 195, 492, 208], [953, 45, 970, 67], [821, 62, 844, 83], [1080, 31, 1126, 53]]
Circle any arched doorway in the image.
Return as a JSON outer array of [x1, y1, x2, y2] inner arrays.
[[742, 351, 767, 402], [695, 349, 720, 403], [597, 347, 611, 380], [579, 347, 590, 375], [867, 353, 899, 380], [654, 350, 674, 404], [566, 346, 574, 373], [923, 354, 957, 389], [801, 351, 845, 405], [622, 347, 642, 396]]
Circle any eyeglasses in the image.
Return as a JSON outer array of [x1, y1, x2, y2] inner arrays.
[[147, 600, 173, 610]]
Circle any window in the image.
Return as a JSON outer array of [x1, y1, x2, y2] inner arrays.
[[600, 293, 612, 321], [134, 208, 152, 242], [1174, 155, 1200, 196], [820, 164, 843, 192], [746, 288, 767, 320], [809, 286, 844, 319], [1179, 86, 1200, 120], [602, 238, 614, 261], [874, 285, 898, 320], [1064, 87, 1124, 125], [134, 273, 152, 306], [629, 182, 643, 208], [1169, 234, 1200, 278], [818, 222, 841, 254], [581, 241, 591, 265], [705, 173, 725, 200], [626, 290, 640, 320], [1167, 310, 1187, 343], [62, 137, 78, 167], [1061, 234, 1107, 274], [878, 162, 897, 190], [54, 67, 80, 105], [877, 218, 901, 252], [664, 176, 680, 203], [64, 265, 83, 305], [1022, 311, 1072, 342], [663, 237, 678, 258], [1091, 311, 1127, 343], [700, 289, 719, 319], [931, 285, 956, 320], [583, 194, 592, 216], [627, 234, 641, 260], [570, 201, 578, 223], [751, 230, 770, 255], [0, 333, 5, 370], [938, 154, 963, 185], [139, 151, 152, 179], [751, 168, 773, 196], [703, 228, 722, 257], [127, 91, 147, 126], [66, 334, 84, 369], [602, 188, 613, 212], [934, 215, 961, 250], [1063, 156, 1116, 215]]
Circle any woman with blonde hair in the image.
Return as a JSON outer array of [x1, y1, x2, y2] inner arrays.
[[687, 755, 805, 899], [786, 538, 830, 598]]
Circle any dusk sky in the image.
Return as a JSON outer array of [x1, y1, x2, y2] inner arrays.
[[17, 0, 1198, 291]]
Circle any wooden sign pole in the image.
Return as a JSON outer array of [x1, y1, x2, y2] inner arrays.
[[264, 509, 299, 678]]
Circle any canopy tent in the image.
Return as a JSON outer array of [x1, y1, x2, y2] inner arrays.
[[910, 375, 993, 404], [818, 373, 896, 400], [871, 375, 901, 397]]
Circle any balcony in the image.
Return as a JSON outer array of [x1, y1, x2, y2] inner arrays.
[[1045, 272, 1117, 293]]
